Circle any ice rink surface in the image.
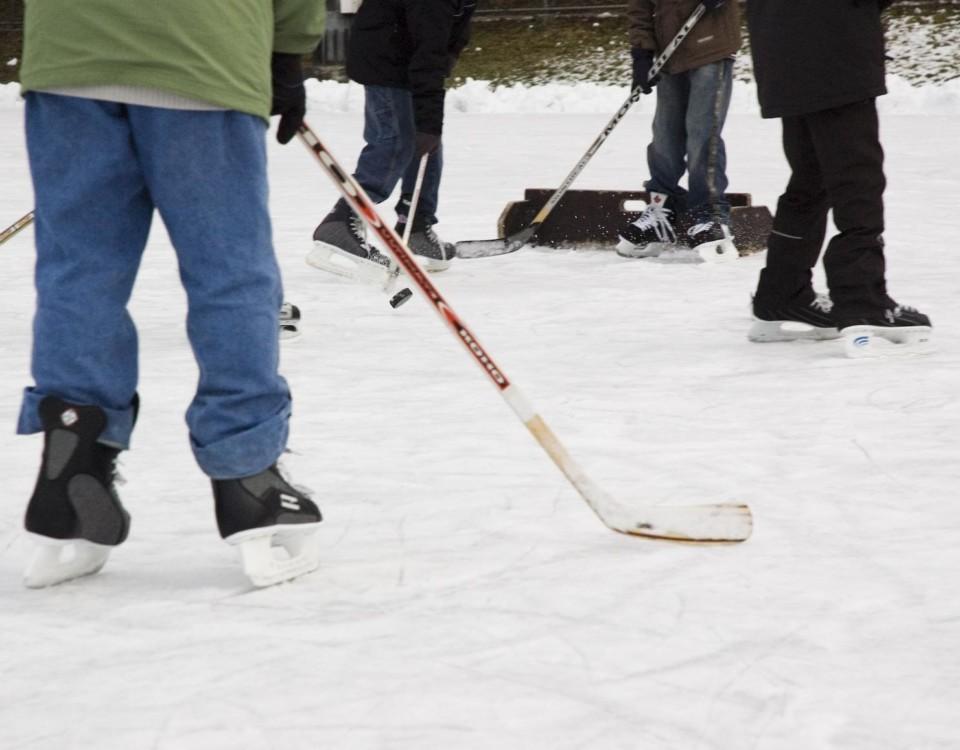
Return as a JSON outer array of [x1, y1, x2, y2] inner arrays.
[[1, 82, 958, 749]]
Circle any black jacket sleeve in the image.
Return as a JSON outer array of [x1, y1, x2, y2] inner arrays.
[[406, 0, 457, 135]]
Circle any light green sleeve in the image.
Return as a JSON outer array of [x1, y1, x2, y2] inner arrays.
[[274, 0, 326, 53]]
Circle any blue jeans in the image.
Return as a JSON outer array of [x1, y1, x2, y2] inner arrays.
[[353, 85, 443, 226], [18, 92, 291, 479], [645, 59, 733, 222]]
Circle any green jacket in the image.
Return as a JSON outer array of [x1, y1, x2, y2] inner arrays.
[[20, 0, 325, 120]]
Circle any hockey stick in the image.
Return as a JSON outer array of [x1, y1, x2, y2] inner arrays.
[[455, 2, 707, 260], [298, 122, 752, 542], [387, 153, 429, 308], [1, 211, 34, 246]]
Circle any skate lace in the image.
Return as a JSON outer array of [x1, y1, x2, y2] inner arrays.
[[348, 214, 373, 254], [687, 221, 714, 238], [812, 293, 833, 313], [633, 204, 676, 242]]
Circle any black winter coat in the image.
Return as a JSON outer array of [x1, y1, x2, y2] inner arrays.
[[746, 0, 890, 119], [346, 0, 476, 135]]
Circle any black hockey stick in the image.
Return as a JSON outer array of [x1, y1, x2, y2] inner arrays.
[[298, 121, 752, 542], [1, 211, 34, 246], [455, 2, 707, 260]]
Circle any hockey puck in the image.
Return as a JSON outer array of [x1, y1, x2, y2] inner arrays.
[[389, 288, 413, 309]]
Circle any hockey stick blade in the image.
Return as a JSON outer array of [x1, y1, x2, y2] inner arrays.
[[607, 503, 753, 543], [456, 227, 535, 259]]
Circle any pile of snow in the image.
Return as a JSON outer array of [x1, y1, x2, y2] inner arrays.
[[2, 75, 960, 115]]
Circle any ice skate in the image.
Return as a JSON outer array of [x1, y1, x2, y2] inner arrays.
[[687, 220, 739, 263], [23, 397, 131, 588], [396, 216, 455, 272], [749, 292, 840, 342], [616, 192, 680, 258], [279, 302, 300, 341], [841, 304, 933, 358], [308, 201, 395, 288], [213, 463, 323, 587]]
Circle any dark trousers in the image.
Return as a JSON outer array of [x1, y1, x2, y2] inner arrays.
[[756, 98, 890, 319]]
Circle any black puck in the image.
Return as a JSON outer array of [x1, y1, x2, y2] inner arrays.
[[389, 288, 413, 309]]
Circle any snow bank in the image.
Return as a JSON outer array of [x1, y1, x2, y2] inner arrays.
[[2, 75, 959, 115]]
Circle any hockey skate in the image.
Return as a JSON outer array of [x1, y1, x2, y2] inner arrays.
[[395, 216, 455, 272], [616, 192, 679, 258], [841, 304, 933, 358], [279, 302, 300, 341], [687, 220, 739, 263], [23, 397, 131, 588], [749, 291, 840, 342], [213, 463, 322, 587], [308, 201, 395, 288]]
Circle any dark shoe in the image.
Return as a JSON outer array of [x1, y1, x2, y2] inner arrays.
[[23, 396, 131, 588], [685, 219, 739, 262], [212, 463, 322, 541], [212, 463, 323, 587], [26, 397, 129, 545], [313, 200, 389, 266], [279, 302, 300, 341], [616, 192, 680, 258], [309, 200, 394, 284], [838, 303, 931, 331], [839, 303, 932, 357], [749, 290, 840, 342]]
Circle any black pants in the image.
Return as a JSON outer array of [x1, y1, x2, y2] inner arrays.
[[756, 98, 891, 320]]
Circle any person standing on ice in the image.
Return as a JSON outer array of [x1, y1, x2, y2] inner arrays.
[[617, 0, 739, 261], [16, 0, 325, 589], [746, 0, 932, 354], [309, 0, 476, 281]]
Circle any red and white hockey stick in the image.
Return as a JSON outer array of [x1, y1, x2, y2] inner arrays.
[[1, 211, 34, 246], [298, 123, 752, 542]]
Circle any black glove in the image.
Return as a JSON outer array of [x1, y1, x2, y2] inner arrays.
[[270, 52, 306, 145], [415, 132, 441, 158], [631, 48, 659, 94], [701, 0, 725, 9]]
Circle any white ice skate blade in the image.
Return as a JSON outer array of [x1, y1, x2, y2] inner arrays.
[[615, 238, 676, 258], [279, 324, 301, 341], [226, 523, 322, 588], [307, 241, 393, 288], [748, 318, 841, 343], [694, 238, 739, 263], [843, 325, 934, 358], [23, 534, 112, 588], [417, 255, 451, 273]]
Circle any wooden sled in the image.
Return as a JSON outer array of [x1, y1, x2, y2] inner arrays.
[[497, 189, 773, 256]]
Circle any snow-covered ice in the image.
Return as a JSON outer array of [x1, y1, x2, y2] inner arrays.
[[1, 80, 959, 749]]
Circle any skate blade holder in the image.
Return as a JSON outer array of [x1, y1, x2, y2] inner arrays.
[[747, 319, 841, 343], [307, 242, 394, 289], [23, 534, 112, 588], [227, 524, 322, 587], [843, 325, 934, 358]]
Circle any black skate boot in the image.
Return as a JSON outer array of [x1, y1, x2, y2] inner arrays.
[[839, 303, 932, 358], [616, 192, 680, 258], [309, 199, 393, 285], [749, 289, 840, 342], [685, 218, 739, 263], [213, 463, 323, 587], [395, 209, 455, 272], [279, 301, 300, 341], [23, 396, 131, 587]]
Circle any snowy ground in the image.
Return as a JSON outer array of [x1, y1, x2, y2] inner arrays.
[[1, 82, 959, 749]]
